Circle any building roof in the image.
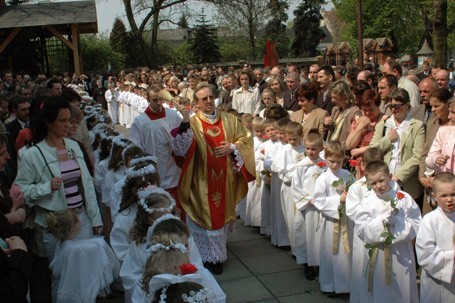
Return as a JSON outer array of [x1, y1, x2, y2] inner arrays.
[[0, 1, 97, 33], [416, 39, 433, 55]]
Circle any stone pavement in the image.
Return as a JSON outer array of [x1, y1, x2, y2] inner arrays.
[[214, 220, 350, 303], [98, 125, 350, 302], [99, 219, 349, 303]]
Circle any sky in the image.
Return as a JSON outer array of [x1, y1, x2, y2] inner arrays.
[[94, 0, 332, 35]]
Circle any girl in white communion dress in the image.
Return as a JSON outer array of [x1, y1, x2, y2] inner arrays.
[[45, 209, 119, 303]]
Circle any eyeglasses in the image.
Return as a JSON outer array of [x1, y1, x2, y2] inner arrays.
[[388, 103, 406, 110]]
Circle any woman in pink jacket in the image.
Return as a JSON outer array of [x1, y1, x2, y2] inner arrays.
[[426, 93, 455, 175]]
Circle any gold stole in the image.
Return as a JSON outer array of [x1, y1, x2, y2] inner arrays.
[[332, 212, 350, 254]]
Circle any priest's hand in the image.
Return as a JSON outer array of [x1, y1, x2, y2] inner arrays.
[[214, 141, 233, 157]]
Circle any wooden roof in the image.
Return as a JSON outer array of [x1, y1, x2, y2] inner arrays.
[[0, 1, 97, 34]]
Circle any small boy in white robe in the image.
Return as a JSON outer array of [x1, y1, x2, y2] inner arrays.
[[291, 131, 325, 279], [416, 172, 455, 303], [257, 119, 280, 235], [270, 122, 305, 255], [357, 161, 421, 303], [346, 148, 399, 303], [313, 140, 355, 295], [244, 117, 266, 227], [264, 118, 290, 247]]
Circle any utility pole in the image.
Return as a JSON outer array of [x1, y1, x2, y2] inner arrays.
[[357, 0, 364, 69]]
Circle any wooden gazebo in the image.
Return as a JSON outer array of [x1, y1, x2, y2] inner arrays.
[[0, 1, 98, 75]]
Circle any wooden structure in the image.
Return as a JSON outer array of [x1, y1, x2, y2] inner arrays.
[[324, 42, 351, 66], [0, 1, 97, 75], [416, 39, 433, 66], [363, 37, 394, 65]]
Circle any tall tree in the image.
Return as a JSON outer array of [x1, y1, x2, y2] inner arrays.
[[109, 18, 128, 66], [334, 0, 424, 55], [432, 0, 455, 66], [291, 0, 325, 57], [178, 12, 189, 28], [264, 0, 289, 58], [122, 0, 186, 68], [190, 10, 221, 63], [206, 0, 271, 59]]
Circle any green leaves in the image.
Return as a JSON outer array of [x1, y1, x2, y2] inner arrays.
[[331, 177, 344, 188]]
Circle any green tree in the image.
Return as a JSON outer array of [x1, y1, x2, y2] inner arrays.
[[80, 35, 123, 71], [291, 0, 325, 57], [190, 11, 221, 63], [264, 0, 289, 58], [206, 0, 271, 59], [431, 0, 455, 66], [109, 18, 128, 55], [334, 0, 424, 55], [178, 13, 189, 28], [109, 18, 127, 67], [123, 0, 187, 69], [124, 32, 147, 68]]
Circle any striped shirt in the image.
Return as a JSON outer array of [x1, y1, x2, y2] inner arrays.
[[58, 150, 84, 209]]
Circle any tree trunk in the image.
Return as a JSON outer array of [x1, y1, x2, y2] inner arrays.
[[123, 0, 158, 69], [432, 0, 448, 67]]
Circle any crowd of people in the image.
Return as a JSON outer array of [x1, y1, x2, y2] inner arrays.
[[0, 59, 454, 303]]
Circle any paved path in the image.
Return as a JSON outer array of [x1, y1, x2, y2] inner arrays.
[[99, 220, 349, 303], [98, 125, 350, 302]]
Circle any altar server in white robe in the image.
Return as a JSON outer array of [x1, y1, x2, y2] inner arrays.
[[269, 122, 305, 254], [244, 117, 266, 227], [105, 83, 119, 124], [291, 131, 325, 279], [256, 119, 280, 235], [263, 119, 290, 247], [313, 141, 355, 294], [357, 161, 421, 303], [416, 172, 455, 303], [346, 148, 399, 303]]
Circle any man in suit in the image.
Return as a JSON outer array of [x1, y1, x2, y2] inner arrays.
[[416, 61, 430, 81], [308, 63, 320, 82], [315, 65, 335, 113], [5, 96, 30, 180], [377, 74, 398, 113], [253, 68, 268, 96], [1, 70, 15, 95], [283, 72, 301, 112]]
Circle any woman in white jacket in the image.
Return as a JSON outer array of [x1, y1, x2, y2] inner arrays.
[[15, 96, 102, 260]]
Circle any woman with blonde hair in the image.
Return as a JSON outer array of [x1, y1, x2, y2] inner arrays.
[[324, 80, 361, 146], [268, 75, 285, 106]]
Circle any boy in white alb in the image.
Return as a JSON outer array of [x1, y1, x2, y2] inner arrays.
[[291, 131, 325, 280], [245, 117, 266, 227], [270, 122, 305, 255], [357, 161, 421, 303], [257, 119, 280, 235], [264, 118, 290, 247], [313, 141, 354, 295], [129, 87, 183, 194], [346, 148, 398, 303], [416, 172, 455, 303]]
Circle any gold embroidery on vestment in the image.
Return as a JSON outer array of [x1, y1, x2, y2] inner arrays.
[[212, 191, 221, 207]]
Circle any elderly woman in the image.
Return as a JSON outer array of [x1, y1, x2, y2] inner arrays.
[[369, 88, 425, 199], [324, 80, 361, 145], [268, 74, 285, 106], [346, 90, 383, 176], [290, 81, 327, 138], [15, 96, 102, 259]]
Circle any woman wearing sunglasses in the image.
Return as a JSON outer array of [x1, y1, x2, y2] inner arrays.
[[369, 88, 425, 200]]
